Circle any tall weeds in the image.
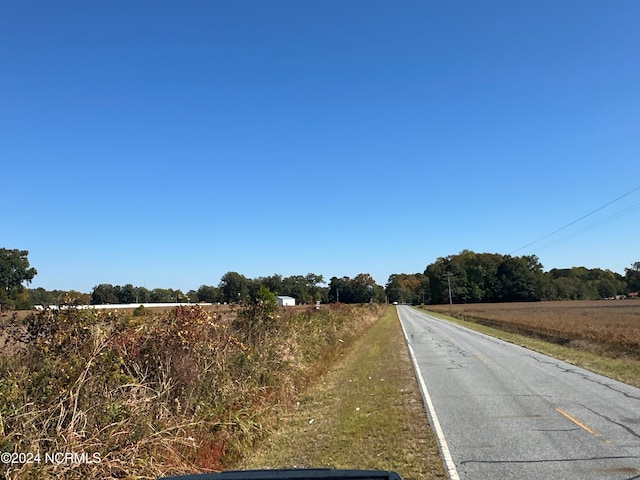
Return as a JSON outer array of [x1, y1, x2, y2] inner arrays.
[[0, 303, 381, 479]]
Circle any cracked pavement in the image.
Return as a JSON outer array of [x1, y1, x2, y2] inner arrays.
[[397, 305, 640, 480]]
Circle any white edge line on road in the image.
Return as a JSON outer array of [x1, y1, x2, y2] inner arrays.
[[397, 306, 461, 480]]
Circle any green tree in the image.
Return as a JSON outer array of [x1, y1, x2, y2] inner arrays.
[[196, 284, 220, 303], [625, 262, 640, 293], [234, 285, 278, 345], [496, 256, 543, 302], [282, 275, 310, 304], [329, 276, 350, 303], [424, 257, 448, 304], [149, 288, 181, 303], [219, 271, 252, 304], [68, 290, 91, 305], [424, 255, 469, 304], [253, 274, 281, 295], [423, 251, 545, 304], [385, 273, 428, 304], [306, 273, 326, 301], [134, 286, 151, 303], [328, 273, 382, 304], [351, 273, 377, 303], [118, 284, 136, 304], [28, 287, 52, 306], [91, 284, 119, 305], [0, 248, 37, 309]]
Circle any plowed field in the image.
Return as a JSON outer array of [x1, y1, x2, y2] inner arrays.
[[425, 300, 640, 359]]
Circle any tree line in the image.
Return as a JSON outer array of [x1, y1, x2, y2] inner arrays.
[[85, 272, 385, 306], [0, 248, 390, 308], [2, 247, 640, 310], [385, 250, 640, 304]]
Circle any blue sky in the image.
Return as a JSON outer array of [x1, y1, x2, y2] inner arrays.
[[2, 1, 639, 292]]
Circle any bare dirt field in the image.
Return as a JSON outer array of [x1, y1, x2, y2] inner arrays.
[[425, 300, 640, 360]]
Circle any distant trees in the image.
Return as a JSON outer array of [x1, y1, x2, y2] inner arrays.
[[328, 274, 385, 303], [217, 271, 330, 305], [256, 274, 283, 297], [89, 284, 186, 305], [306, 273, 326, 301], [413, 250, 634, 304], [219, 272, 252, 304], [422, 251, 557, 303], [150, 287, 185, 303], [546, 267, 626, 300], [83, 271, 332, 307], [385, 273, 429, 304], [282, 275, 309, 304], [196, 285, 220, 303], [626, 262, 640, 292], [27, 288, 91, 307], [496, 256, 542, 302], [8, 248, 638, 311], [0, 248, 37, 309], [91, 284, 119, 304]]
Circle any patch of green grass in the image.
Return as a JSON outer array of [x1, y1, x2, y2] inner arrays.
[[237, 306, 446, 480], [421, 308, 640, 389]]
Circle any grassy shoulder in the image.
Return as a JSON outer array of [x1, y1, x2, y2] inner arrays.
[[420, 307, 640, 389], [236, 306, 446, 480]]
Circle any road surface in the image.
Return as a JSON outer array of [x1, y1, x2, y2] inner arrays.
[[396, 305, 640, 480]]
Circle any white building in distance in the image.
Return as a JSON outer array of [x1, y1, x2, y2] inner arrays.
[[276, 296, 296, 307]]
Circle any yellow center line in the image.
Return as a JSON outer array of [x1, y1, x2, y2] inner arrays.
[[473, 354, 486, 363], [555, 408, 601, 437]]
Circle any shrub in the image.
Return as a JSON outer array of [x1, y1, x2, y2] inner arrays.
[[0, 303, 382, 478], [132, 304, 147, 316]]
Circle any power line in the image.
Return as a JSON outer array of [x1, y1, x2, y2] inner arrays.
[[509, 185, 640, 255], [534, 201, 640, 252]]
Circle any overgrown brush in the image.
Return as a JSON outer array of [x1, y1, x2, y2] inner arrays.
[[0, 301, 381, 479]]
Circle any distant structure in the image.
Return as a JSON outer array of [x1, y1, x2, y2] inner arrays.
[[276, 296, 296, 307]]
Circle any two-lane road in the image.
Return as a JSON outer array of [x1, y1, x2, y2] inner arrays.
[[397, 305, 640, 480]]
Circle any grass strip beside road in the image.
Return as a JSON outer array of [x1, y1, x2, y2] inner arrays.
[[237, 306, 446, 480], [421, 308, 640, 389]]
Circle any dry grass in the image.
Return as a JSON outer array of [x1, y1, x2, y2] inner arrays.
[[426, 300, 640, 359], [0, 303, 383, 479]]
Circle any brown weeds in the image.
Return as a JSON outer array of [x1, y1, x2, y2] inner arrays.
[[0, 303, 381, 479]]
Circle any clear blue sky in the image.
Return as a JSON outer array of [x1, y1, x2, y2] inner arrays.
[[2, 1, 639, 292]]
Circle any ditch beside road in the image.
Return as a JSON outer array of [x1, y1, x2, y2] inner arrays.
[[236, 305, 446, 480]]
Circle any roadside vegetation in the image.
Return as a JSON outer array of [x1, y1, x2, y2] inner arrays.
[[0, 296, 382, 479], [238, 306, 446, 480], [422, 301, 640, 388]]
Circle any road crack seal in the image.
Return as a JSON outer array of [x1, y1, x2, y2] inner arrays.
[[460, 455, 639, 466], [528, 355, 640, 401], [580, 404, 640, 440], [533, 428, 579, 432]]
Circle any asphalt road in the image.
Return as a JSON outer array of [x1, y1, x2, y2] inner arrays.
[[396, 305, 640, 480]]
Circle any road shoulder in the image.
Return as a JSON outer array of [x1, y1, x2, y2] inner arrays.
[[236, 306, 446, 480]]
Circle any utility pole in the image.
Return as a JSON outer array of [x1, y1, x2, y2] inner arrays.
[[443, 273, 455, 316]]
